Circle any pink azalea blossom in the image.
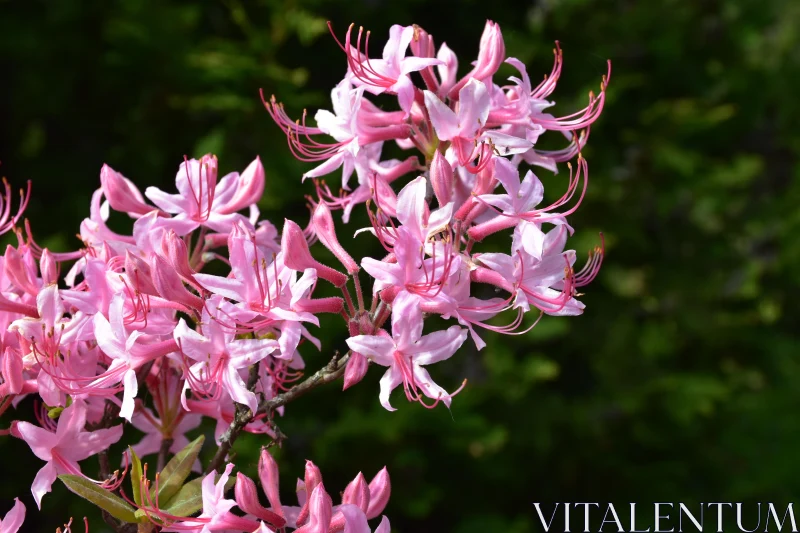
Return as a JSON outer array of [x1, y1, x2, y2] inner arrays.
[[341, 24, 443, 113], [175, 297, 279, 413], [13, 400, 123, 508], [346, 292, 467, 410], [144, 155, 263, 235]]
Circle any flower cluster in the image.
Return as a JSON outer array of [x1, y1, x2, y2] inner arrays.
[[268, 21, 608, 409], [0, 19, 607, 532]]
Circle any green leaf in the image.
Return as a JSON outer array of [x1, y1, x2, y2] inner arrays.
[[129, 446, 143, 507], [59, 474, 138, 524], [160, 472, 236, 518], [160, 478, 203, 517], [157, 435, 204, 504]]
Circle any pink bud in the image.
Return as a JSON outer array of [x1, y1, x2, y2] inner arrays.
[[258, 447, 284, 518], [100, 164, 152, 217], [150, 254, 202, 312], [161, 231, 197, 285], [474, 20, 505, 79], [304, 460, 323, 496], [4, 245, 37, 296], [296, 460, 324, 527], [312, 203, 359, 274], [449, 20, 505, 98], [429, 150, 453, 206], [379, 285, 400, 304], [124, 251, 158, 296], [39, 249, 58, 285], [293, 297, 344, 315], [342, 472, 370, 513], [409, 25, 434, 58], [410, 26, 439, 93], [235, 473, 286, 529], [1, 348, 24, 395], [342, 352, 369, 391], [281, 220, 347, 287], [217, 157, 266, 214], [295, 483, 332, 533], [366, 467, 391, 519]]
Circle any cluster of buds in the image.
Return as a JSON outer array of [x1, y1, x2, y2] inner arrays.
[[0, 18, 607, 532], [127, 447, 389, 533]]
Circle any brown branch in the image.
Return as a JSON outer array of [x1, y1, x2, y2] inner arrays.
[[157, 438, 173, 472], [204, 351, 350, 474]]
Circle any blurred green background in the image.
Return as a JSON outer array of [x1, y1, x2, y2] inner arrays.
[[2, 0, 800, 531]]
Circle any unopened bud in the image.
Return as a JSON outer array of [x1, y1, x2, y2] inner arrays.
[[124, 251, 158, 296], [366, 467, 391, 519], [39, 249, 58, 285], [150, 254, 202, 312], [258, 447, 284, 518], [235, 473, 286, 529], [281, 219, 347, 287], [342, 472, 370, 513], [429, 150, 453, 206], [311, 202, 359, 274], [100, 164, 152, 217], [342, 352, 369, 391]]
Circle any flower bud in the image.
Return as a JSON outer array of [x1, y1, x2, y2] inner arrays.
[[293, 296, 345, 315], [366, 467, 391, 519], [378, 285, 401, 304], [281, 219, 347, 287], [150, 254, 202, 312], [409, 25, 434, 58], [297, 483, 332, 533], [342, 352, 369, 391], [429, 150, 453, 206], [342, 472, 370, 513], [2, 348, 24, 395], [124, 251, 158, 296], [39, 249, 58, 286], [474, 20, 505, 80], [161, 230, 197, 284], [448, 20, 505, 98], [235, 473, 286, 529], [4, 245, 37, 296], [100, 164, 153, 217], [410, 25, 439, 93], [296, 460, 324, 527], [311, 202, 359, 274], [217, 157, 266, 215], [258, 447, 284, 518]]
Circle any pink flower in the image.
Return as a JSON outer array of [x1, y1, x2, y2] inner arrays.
[[346, 292, 467, 410], [13, 400, 123, 508], [144, 155, 263, 235], [175, 298, 278, 413], [92, 293, 178, 421], [267, 77, 409, 188], [342, 24, 443, 113], [424, 79, 532, 170]]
